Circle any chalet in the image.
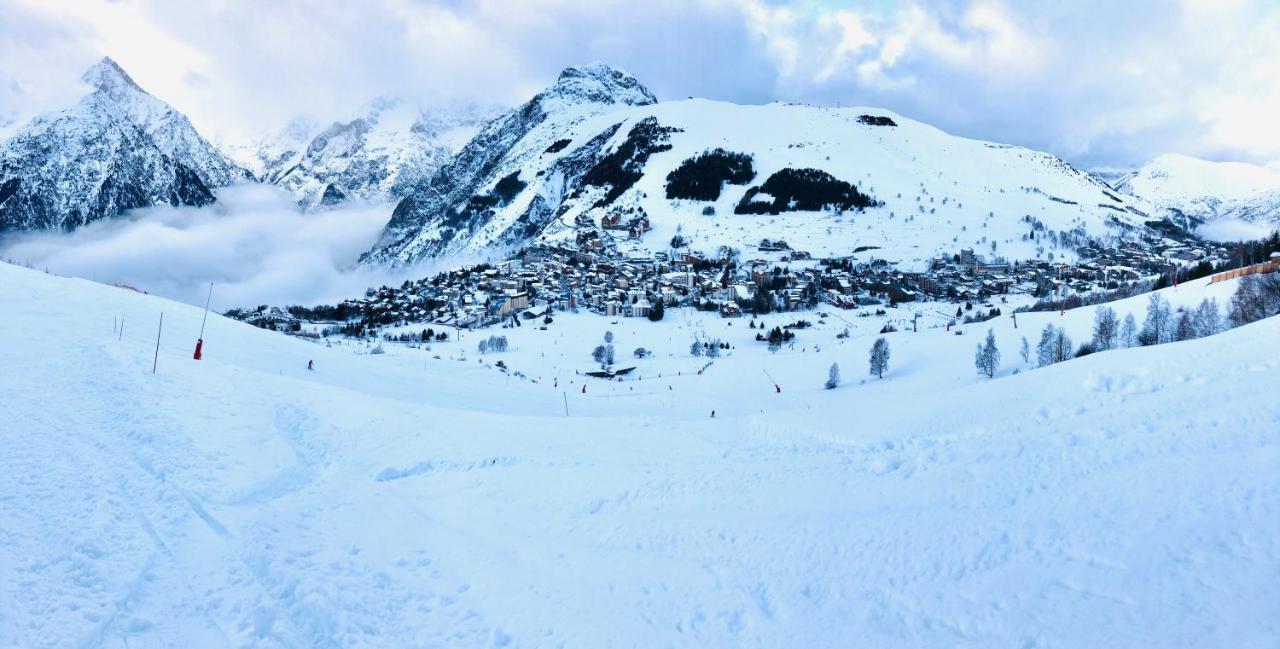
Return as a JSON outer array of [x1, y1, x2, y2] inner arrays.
[[628, 216, 652, 238]]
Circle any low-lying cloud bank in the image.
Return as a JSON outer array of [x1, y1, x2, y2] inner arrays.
[[0, 184, 460, 312]]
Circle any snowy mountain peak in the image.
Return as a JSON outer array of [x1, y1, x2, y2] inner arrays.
[[364, 73, 1159, 267], [229, 99, 501, 208], [0, 57, 248, 232], [1112, 153, 1280, 238], [81, 56, 143, 96], [547, 63, 657, 107]]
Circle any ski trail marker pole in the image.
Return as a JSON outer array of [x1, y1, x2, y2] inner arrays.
[[199, 282, 213, 338], [763, 369, 780, 393], [153, 312, 164, 374], [195, 282, 212, 360]]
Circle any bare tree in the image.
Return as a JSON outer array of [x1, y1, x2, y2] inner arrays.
[[1228, 274, 1280, 327], [1092, 306, 1118, 351], [1173, 309, 1195, 342], [869, 337, 890, 379], [974, 329, 1000, 378], [1120, 313, 1137, 348], [1037, 324, 1073, 366], [1193, 298, 1221, 338], [1139, 293, 1172, 345]]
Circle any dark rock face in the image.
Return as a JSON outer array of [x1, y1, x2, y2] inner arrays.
[[320, 183, 348, 206], [0, 57, 245, 233]]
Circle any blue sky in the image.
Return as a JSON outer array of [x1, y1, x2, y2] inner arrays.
[[3, 0, 1279, 168]]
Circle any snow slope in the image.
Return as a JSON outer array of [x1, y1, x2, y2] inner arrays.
[[368, 65, 1154, 268], [1113, 153, 1280, 238], [1, 260, 1277, 647]]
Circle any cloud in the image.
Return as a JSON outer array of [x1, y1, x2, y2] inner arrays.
[[741, 0, 1280, 167], [0, 185, 477, 311], [2, 0, 1280, 168]]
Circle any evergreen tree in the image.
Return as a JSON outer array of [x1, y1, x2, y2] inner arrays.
[[647, 299, 664, 321], [1020, 336, 1030, 364]]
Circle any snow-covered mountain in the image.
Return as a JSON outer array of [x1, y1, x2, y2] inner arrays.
[[1111, 153, 1280, 237], [229, 99, 499, 209], [0, 57, 249, 232], [364, 63, 1156, 268], [222, 117, 319, 183]]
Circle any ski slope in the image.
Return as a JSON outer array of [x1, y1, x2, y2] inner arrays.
[[1, 260, 1278, 648]]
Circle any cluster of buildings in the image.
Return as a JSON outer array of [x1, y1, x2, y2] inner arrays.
[[232, 230, 1232, 334]]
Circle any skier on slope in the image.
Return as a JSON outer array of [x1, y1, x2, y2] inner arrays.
[[307, 360, 314, 371]]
